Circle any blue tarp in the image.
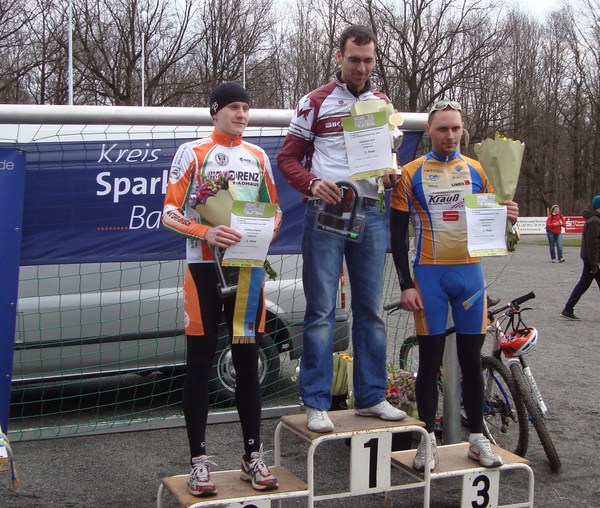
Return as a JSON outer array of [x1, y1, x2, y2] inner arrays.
[[0, 148, 25, 431]]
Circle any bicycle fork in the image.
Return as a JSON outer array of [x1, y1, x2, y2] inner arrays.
[[507, 357, 548, 415]]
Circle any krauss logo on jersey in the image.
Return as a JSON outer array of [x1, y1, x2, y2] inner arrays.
[[428, 192, 461, 205], [215, 153, 229, 166]]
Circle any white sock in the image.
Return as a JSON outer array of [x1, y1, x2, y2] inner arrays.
[[469, 433, 484, 443]]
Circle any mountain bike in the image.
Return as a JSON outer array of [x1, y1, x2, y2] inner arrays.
[[385, 298, 529, 457], [486, 291, 562, 471]]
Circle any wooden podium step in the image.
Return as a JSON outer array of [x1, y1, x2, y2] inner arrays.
[[158, 466, 308, 507], [275, 409, 432, 507], [279, 408, 425, 440], [391, 442, 529, 478], [391, 443, 534, 508]]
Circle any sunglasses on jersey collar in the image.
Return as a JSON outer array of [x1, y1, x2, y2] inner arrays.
[[428, 100, 462, 115]]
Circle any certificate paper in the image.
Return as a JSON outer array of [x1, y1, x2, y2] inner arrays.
[[465, 193, 509, 257], [222, 201, 277, 267], [341, 110, 393, 180]]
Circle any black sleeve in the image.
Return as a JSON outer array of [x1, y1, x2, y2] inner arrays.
[[390, 208, 415, 290]]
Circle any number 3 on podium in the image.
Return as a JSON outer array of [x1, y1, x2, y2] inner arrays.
[[461, 470, 500, 508], [349, 431, 392, 494]]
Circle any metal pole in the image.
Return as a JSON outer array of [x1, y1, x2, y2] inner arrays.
[[442, 312, 461, 443], [141, 31, 145, 107], [242, 54, 246, 88], [140, 10, 147, 107], [68, 0, 73, 105]]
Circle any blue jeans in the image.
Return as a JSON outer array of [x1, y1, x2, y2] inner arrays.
[[547, 232, 563, 260], [300, 202, 387, 410]]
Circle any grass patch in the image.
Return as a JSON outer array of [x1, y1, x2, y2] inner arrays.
[[524, 235, 581, 247]]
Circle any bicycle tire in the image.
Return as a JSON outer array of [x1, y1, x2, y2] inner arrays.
[[478, 356, 529, 456], [399, 335, 420, 372], [509, 362, 562, 471]]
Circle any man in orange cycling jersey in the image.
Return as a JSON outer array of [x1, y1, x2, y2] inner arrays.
[[162, 82, 281, 496]]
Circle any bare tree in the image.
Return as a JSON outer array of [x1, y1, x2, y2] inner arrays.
[[359, 0, 506, 113], [72, 0, 204, 106], [0, 0, 39, 102]]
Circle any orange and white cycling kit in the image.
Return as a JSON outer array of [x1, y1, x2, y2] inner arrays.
[[162, 129, 279, 264], [162, 129, 279, 336]]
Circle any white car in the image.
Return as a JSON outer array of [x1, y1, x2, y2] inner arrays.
[[13, 257, 350, 405]]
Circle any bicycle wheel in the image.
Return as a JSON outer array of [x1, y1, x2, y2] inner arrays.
[[398, 335, 420, 372], [509, 362, 562, 471], [477, 356, 529, 456]]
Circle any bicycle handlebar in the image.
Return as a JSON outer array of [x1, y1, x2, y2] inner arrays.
[[488, 291, 535, 318], [385, 290, 536, 322], [383, 300, 401, 311]]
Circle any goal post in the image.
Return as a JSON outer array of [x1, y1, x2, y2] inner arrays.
[[1, 104, 427, 441]]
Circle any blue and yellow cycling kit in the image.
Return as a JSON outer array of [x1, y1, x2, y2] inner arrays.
[[390, 150, 493, 335]]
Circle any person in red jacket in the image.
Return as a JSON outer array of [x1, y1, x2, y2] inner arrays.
[[546, 204, 567, 263]]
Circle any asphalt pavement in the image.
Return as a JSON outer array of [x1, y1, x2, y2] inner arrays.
[[2, 238, 599, 507]]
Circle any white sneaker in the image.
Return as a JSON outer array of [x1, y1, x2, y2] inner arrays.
[[355, 400, 407, 421], [306, 407, 334, 432], [468, 435, 503, 467], [412, 432, 439, 472]]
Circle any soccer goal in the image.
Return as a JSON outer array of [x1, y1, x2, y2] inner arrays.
[[0, 105, 426, 441]]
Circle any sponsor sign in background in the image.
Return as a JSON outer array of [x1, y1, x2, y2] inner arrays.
[[4, 131, 423, 265], [517, 216, 584, 235]]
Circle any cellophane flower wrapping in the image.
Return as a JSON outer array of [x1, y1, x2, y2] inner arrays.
[[474, 132, 525, 251], [188, 172, 236, 227]]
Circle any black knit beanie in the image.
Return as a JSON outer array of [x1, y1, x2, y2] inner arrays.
[[209, 82, 250, 116]]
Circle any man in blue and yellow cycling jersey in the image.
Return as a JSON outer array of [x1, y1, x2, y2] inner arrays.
[[390, 100, 519, 472]]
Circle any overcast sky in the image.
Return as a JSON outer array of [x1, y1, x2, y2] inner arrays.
[[514, 0, 562, 19]]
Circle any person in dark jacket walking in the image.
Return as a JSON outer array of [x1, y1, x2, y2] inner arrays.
[[561, 195, 600, 320]]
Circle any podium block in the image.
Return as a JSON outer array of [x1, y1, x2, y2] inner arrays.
[[274, 409, 431, 507], [157, 467, 308, 508], [392, 443, 534, 508]]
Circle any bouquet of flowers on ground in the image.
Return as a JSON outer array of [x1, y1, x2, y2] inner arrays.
[[384, 364, 416, 413]]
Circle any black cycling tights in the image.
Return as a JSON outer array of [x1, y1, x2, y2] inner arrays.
[[415, 333, 486, 434], [183, 334, 261, 460]]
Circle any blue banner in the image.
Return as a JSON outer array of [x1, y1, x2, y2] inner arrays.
[[0, 148, 25, 432], [7, 132, 422, 265]]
